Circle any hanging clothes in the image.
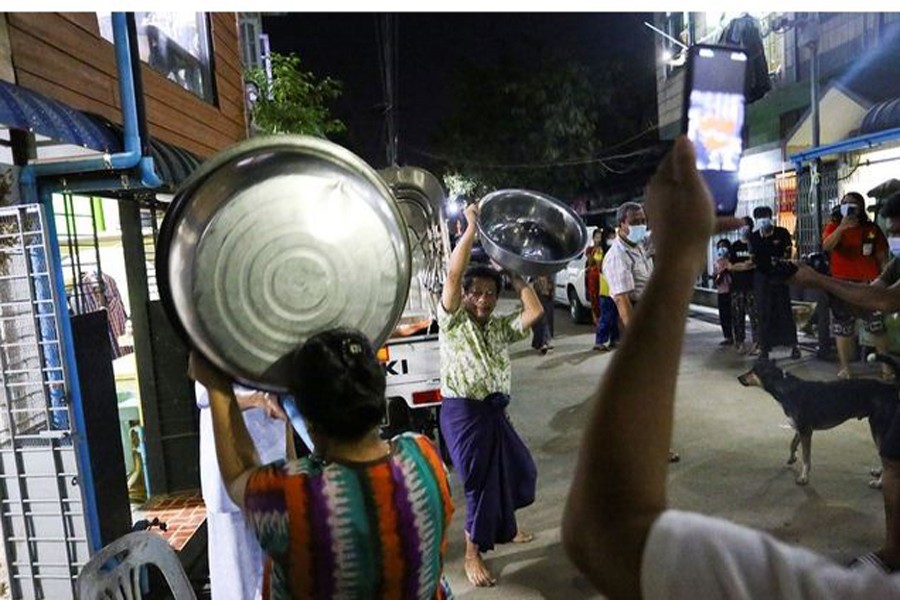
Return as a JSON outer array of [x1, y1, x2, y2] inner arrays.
[[75, 271, 130, 359], [718, 14, 772, 104]]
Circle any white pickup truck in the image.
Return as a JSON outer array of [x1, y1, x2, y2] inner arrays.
[[554, 248, 592, 324], [379, 329, 443, 440]]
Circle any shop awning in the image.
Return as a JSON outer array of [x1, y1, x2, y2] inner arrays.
[[0, 79, 203, 189], [860, 97, 900, 135], [0, 79, 120, 152], [789, 125, 900, 166], [82, 116, 203, 189]]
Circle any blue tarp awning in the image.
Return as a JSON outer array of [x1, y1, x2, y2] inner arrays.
[[0, 79, 120, 152], [0, 79, 203, 189]]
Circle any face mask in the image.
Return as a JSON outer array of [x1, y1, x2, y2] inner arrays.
[[839, 204, 860, 218], [626, 224, 647, 244], [740, 225, 751, 238], [755, 218, 773, 232], [716, 247, 729, 257], [890, 237, 900, 258]]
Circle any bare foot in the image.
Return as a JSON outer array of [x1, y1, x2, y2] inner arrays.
[[511, 529, 535, 543], [465, 552, 496, 587]]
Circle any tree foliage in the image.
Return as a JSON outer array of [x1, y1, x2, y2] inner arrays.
[[245, 52, 346, 137], [435, 49, 655, 199]]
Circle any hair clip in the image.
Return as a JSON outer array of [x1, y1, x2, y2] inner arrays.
[[341, 337, 364, 364]]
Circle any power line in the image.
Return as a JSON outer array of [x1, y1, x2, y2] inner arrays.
[[407, 134, 661, 172]]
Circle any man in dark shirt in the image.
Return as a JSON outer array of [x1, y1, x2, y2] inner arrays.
[[728, 216, 758, 354], [750, 206, 799, 360]]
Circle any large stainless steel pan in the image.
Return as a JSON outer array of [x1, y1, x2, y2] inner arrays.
[[157, 135, 411, 391], [476, 189, 587, 277]]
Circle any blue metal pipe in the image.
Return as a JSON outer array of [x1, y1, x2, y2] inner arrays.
[[790, 126, 900, 166], [18, 12, 162, 204], [13, 11, 162, 554], [33, 176, 148, 197], [38, 190, 103, 553]]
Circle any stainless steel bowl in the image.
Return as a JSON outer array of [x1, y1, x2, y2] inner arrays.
[[157, 135, 411, 391], [476, 189, 588, 277]]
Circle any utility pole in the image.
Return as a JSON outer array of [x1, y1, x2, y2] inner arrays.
[[379, 14, 398, 167], [802, 14, 822, 250], [794, 13, 831, 358]]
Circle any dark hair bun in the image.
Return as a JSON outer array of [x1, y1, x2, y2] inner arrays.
[[287, 328, 386, 441]]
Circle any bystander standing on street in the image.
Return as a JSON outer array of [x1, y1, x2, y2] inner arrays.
[[750, 206, 800, 360], [713, 238, 734, 347], [821, 192, 891, 379], [531, 274, 555, 354], [729, 217, 759, 354], [605, 201, 679, 463]]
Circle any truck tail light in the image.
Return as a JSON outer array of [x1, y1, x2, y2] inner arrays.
[[412, 390, 442, 405], [376, 346, 390, 362]]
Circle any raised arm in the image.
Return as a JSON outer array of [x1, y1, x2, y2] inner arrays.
[[562, 137, 718, 599], [189, 353, 283, 508], [442, 203, 479, 314], [792, 263, 900, 313], [822, 217, 855, 253], [511, 274, 544, 329]]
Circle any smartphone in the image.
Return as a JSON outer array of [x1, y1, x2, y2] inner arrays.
[[682, 44, 748, 216]]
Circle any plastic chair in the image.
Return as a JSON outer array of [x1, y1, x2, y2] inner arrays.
[[76, 531, 197, 599]]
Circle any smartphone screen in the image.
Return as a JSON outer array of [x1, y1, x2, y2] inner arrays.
[[683, 45, 748, 216]]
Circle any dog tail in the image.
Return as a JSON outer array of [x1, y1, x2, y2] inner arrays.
[[867, 353, 900, 383]]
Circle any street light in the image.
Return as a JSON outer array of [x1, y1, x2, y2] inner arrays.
[[446, 195, 460, 216]]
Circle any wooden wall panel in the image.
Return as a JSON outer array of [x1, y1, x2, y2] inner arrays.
[[60, 12, 101, 37], [16, 71, 118, 121], [9, 32, 119, 109], [1, 15, 17, 83], [9, 13, 117, 77], [6, 12, 247, 158]]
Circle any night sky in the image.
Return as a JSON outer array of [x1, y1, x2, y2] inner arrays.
[[261, 12, 656, 170]]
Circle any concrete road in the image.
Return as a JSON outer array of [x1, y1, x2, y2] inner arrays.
[[441, 300, 887, 598]]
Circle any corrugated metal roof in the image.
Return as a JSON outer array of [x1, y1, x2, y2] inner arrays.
[[0, 80, 203, 191]]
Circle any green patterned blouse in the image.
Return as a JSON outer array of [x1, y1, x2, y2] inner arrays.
[[437, 302, 529, 400]]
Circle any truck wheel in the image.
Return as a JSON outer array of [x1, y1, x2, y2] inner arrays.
[[568, 287, 591, 324]]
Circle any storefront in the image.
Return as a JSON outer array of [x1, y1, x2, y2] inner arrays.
[[0, 11, 246, 598]]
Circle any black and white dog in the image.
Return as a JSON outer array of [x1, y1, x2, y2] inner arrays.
[[738, 355, 900, 486]]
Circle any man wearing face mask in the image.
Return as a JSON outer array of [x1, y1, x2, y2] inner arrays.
[[792, 189, 900, 573], [749, 206, 800, 360], [822, 192, 890, 379], [604, 201, 680, 463], [604, 202, 652, 329]]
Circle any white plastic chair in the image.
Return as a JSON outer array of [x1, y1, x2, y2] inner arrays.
[[76, 531, 197, 599]]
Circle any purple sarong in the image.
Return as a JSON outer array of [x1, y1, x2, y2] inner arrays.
[[440, 393, 537, 551]]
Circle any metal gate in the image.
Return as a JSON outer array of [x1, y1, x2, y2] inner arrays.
[[796, 164, 840, 257], [0, 204, 90, 599]]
